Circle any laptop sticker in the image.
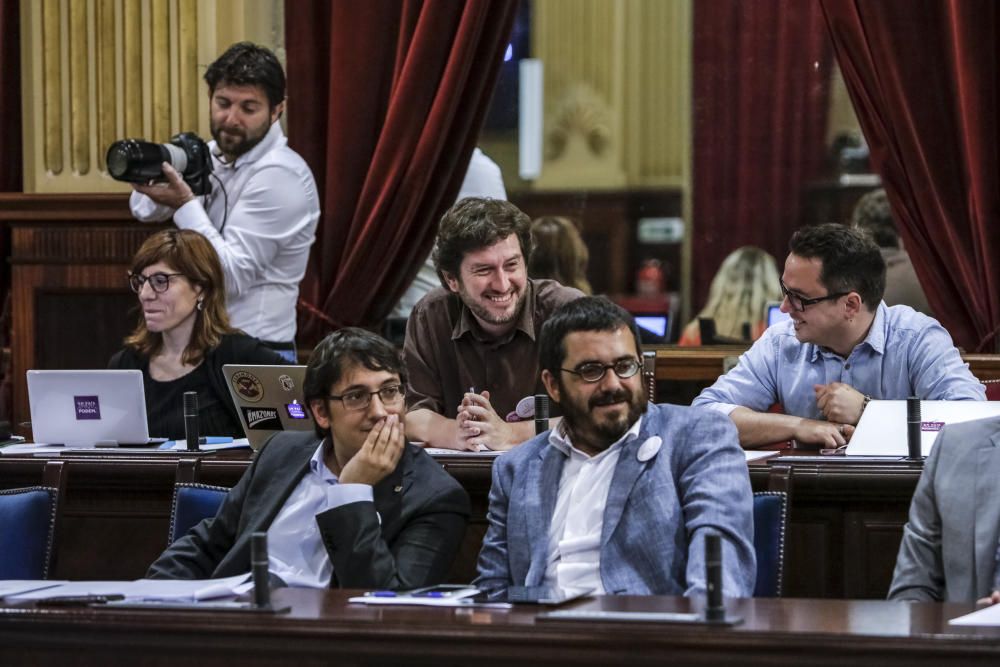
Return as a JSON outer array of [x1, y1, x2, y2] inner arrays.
[[241, 406, 283, 430], [74, 395, 101, 420], [279, 374, 295, 392], [231, 371, 264, 403]]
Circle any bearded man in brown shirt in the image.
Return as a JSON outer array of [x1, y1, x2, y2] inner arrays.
[[404, 198, 583, 451]]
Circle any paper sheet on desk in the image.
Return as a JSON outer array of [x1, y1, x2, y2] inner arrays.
[[0, 443, 86, 455], [6, 573, 253, 602], [0, 581, 65, 599], [423, 446, 502, 457], [348, 595, 511, 609], [949, 604, 1000, 626], [160, 437, 251, 451]]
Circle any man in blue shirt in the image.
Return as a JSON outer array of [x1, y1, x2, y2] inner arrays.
[[693, 224, 984, 449]]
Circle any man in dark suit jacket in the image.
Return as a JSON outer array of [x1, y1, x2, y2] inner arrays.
[[148, 328, 470, 589]]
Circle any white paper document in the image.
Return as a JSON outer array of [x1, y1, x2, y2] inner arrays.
[[0, 581, 65, 598], [424, 447, 502, 457], [949, 604, 1000, 626], [848, 400, 1000, 456], [5, 573, 253, 602]]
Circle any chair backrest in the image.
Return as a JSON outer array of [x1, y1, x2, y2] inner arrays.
[[0, 461, 66, 579], [168, 483, 229, 546], [752, 490, 788, 597]]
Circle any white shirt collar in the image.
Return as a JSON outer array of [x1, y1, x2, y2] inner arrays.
[[308, 438, 339, 483], [549, 414, 644, 459]]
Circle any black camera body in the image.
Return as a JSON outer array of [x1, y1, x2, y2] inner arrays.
[[106, 132, 213, 196]]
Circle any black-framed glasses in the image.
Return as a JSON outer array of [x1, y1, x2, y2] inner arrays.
[[560, 358, 642, 383], [779, 278, 848, 312], [328, 384, 405, 411], [128, 272, 185, 294]]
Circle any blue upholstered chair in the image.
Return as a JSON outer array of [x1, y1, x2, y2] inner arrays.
[[0, 461, 66, 579], [752, 491, 789, 597], [167, 482, 229, 545]]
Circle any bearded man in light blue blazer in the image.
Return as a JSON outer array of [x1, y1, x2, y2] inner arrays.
[[475, 297, 756, 597]]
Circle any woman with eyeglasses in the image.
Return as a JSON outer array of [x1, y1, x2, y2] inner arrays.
[[109, 229, 286, 439]]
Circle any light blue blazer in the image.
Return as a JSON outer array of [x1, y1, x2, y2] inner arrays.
[[475, 403, 756, 597]]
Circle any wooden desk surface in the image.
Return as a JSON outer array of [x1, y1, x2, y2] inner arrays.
[[1, 590, 998, 666]]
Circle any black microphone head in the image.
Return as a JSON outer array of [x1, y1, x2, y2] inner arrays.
[[534, 394, 549, 419], [705, 532, 722, 563], [183, 391, 199, 416], [251, 531, 267, 564], [907, 396, 921, 421]]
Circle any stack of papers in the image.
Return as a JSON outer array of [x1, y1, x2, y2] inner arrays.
[[2, 573, 253, 603]]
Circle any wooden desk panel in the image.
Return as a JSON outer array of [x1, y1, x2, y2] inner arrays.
[[0, 452, 920, 599], [1, 591, 998, 666]]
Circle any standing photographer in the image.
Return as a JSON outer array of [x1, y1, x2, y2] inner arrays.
[[130, 42, 320, 360]]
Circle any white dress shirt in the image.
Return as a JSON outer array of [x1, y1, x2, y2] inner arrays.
[[265, 440, 373, 588], [130, 121, 320, 342], [543, 416, 643, 593]]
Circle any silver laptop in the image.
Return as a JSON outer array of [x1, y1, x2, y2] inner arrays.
[[222, 364, 315, 450], [27, 370, 154, 446], [847, 399, 1000, 456]]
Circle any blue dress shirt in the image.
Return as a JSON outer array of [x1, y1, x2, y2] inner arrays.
[[693, 303, 985, 420], [266, 440, 374, 588]]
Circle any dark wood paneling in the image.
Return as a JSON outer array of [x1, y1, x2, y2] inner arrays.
[[0, 193, 167, 433], [0, 452, 923, 599]]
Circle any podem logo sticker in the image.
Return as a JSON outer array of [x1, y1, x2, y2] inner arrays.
[[241, 407, 283, 430], [231, 371, 264, 403], [74, 395, 101, 420]]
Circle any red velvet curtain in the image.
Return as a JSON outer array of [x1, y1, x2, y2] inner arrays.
[[285, 0, 517, 343], [692, 0, 833, 310], [0, 0, 22, 422], [0, 0, 19, 195], [820, 0, 1000, 352]]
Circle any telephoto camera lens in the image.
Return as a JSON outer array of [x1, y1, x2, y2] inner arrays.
[[106, 133, 211, 195], [106, 139, 176, 183]]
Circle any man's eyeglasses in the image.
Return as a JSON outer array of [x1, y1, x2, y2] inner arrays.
[[128, 272, 185, 294], [779, 278, 848, 313], [328, 384, 405, 411], [560, 358, 642, 383]]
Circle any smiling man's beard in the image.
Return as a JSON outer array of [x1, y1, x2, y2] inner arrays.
[[559, 384, 647, 452], [457, 281, 525, 326]]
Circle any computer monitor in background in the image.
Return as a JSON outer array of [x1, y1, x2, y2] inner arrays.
[[765, 301, 792, 328], [633, 313, 673, 345]]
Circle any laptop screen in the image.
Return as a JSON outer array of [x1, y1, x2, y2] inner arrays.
[[222, 365, 315, 450], [633, 313, 672, 344], [765, 302, 791, 328], [27, 370, 152, 445]]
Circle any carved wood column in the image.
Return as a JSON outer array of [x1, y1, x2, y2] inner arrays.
[[19, 0, 285, 194]]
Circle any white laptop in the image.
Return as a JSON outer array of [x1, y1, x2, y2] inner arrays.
[[847, 400, 1000, 456], [27, 370, 154, 446], [222, 364, 315, 450]]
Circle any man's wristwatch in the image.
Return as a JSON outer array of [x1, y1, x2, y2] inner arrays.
[[861, 394, 872, 413]]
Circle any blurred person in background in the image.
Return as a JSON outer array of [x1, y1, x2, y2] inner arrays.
[[528, 216, 592, 295], [678, 246, 781, 346]]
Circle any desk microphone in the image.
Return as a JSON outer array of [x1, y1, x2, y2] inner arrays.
[[906, 396, 923, 460], [704, 533, 725, 623], [183, 391, 200, 452], [534, 394, 549, 435], [251, 531, 271, 608]]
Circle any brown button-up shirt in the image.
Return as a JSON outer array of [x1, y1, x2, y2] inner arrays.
[[403, 279, 583, 419]]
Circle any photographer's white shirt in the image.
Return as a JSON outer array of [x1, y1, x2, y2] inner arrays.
[[130, 122, 320, 343]]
